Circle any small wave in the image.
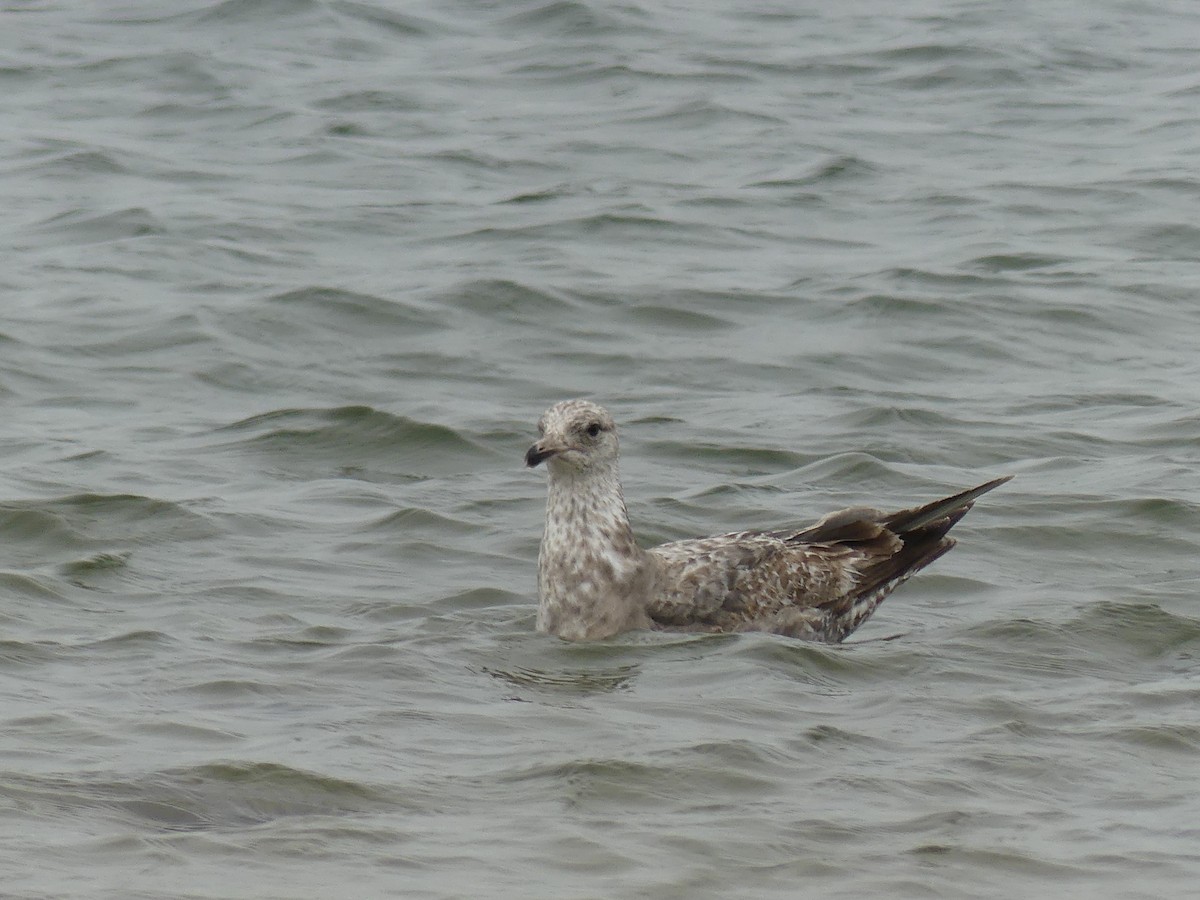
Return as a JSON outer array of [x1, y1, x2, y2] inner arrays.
[[29, 149, 131, 177], [59, 551, 132, 582], [0, 639, 68, 667], [496, 184, 571, 204], [970, 252, 1069, 272], [647, 442, 812, 474], [260, 285, 445, 332], [313, 88, 426, 112], [727, 631, 927, 685], [357, 506, 480, 536], [0, 494, 217, 562], [329, 1, 436, 37], [499, 0, 632, 37], [195, 0, 320, 26], [883, 61, 1028, 91], [81, 629, 176, 650], [216, 405, 493, 479], [510, 61, 751, 86], [836, 405, 967, 432], [176, 679, 292, 699], [33, 207, 163, 245], [0, 571, 72, 603], [429, 278, 572, 319], [1068, 601, 1200, 657], [626, 305, 731, 330], [794, 451, 907, 485], [953, 601, 1200, 683], [1106, 723, 1200, 755], [444, 214, 735, 249], [1, 762, 390, 835], [623, 97, 787, 129], [67, 312, 212, 357], [875, 42, 998, 64], [849, 291, 977, 318], [747, 155, 874, 188], [483, 663, 639, 693], [492, 747, 777, 807], [1131, 223, 1200, 261]]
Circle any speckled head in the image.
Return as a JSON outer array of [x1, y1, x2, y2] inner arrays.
[[525, 399, 619, 473]]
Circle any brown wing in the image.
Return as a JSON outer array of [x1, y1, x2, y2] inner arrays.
[[646, 476, 1011, 642], [646, 532, 866, 637]]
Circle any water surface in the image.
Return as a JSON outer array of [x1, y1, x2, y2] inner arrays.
[[3, 1, 1200, 897]]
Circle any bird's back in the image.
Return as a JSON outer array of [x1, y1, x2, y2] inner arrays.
[[644, 476, 1011, 641]]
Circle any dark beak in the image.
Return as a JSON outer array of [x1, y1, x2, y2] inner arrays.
[[525, 443, 557, 467]]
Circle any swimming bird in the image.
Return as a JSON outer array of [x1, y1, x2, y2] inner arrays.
[[525, 399, 1010, 642]]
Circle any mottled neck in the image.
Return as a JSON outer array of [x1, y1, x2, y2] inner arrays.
[[545, 463, 637, 552], [536, 462, 653, 640]]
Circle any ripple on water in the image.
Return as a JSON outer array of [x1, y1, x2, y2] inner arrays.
[[430, 278, 575, 321], [194, 0, 321, 26], [492, 753, 776, 812], [32, 206, 164, 245], [215, 406, 493, 479], [1, 762, 393, 834], [0, 494, 217, 570], [260, 286, 445, 333], [5, 0, 1200, 896]]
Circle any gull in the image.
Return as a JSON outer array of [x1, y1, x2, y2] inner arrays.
[[525, 399, 1010, 642]]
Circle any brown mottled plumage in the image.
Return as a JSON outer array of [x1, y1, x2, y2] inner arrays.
[[526, 399, 1010, 642]]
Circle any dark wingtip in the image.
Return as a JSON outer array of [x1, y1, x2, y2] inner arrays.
[[886, 475, 1014, 533]]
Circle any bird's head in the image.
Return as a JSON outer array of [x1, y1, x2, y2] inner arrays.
[[525, 399, 619, 475]]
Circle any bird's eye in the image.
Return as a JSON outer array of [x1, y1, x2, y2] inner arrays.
[[586, 422, 602, 438]]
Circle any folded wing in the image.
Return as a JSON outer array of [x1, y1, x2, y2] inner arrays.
[[645, 476, 1011, 642]]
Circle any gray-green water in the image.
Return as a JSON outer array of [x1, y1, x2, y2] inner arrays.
[[4, 1, 1200, 897]]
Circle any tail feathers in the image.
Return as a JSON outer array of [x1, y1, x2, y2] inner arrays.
[[826, 544, 950, 641], [852, 529, 957, 610], [884, 475, 1013, 534], [823, 475, 1012, 640]]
